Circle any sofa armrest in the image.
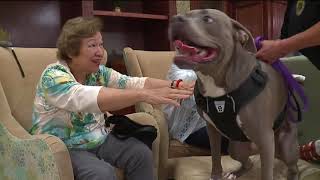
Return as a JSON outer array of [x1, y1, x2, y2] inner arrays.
[[135, 102, 154, 114], [0, 123, 74, 180], [34, 134, 74, 180]]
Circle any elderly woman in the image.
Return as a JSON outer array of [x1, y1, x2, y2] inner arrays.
[[29, 17, 193, 180]]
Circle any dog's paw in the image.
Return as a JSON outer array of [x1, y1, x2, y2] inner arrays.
[[220, 159, 253, 180], [209, 174, 237, 180], [210, 173, 237, 180], [209, 175, 222, 180], [223, 172, 237, 179]]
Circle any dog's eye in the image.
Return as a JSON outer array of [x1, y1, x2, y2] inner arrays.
[[203, 16, 213, 23]]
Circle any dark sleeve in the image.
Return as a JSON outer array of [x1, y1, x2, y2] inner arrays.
[[280, 0, 292, 39]]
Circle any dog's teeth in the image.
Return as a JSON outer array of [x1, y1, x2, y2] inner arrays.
[[199, 49, 208, 56], [175, 51, 182, 56], [175, 49, 189, 57], [175, 48, 182, 55]]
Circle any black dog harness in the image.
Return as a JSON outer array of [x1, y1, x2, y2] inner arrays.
[[195, 63, 286, 142]]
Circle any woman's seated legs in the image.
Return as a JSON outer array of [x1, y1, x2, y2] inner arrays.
[[70, 134, 153, 180], [70, 150, 116, 180], [97, 134, 154, 180]]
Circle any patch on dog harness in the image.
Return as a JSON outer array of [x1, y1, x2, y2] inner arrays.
[[195, 62, 286, 142], [214, 101, 225, 113]]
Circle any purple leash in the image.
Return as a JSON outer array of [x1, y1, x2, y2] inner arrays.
[[255, 36, 309, 122]]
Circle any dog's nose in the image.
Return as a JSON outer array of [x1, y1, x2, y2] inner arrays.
[[170, 15, 186, 23]]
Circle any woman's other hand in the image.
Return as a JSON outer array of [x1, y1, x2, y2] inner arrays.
[[178, 81, 195, 91], [142, 87, 193, 107]]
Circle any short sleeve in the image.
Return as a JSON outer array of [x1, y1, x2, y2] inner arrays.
[[41, 66, 102, 113]]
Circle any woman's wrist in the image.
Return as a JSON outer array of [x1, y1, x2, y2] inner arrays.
[[280, 36, 302, 55], [137, 89, 147, 102]]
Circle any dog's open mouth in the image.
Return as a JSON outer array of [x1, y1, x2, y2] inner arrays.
[[174, 40, 219, 65]]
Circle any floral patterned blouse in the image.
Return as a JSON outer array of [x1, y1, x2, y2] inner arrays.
[[29, 60, 146, 149]]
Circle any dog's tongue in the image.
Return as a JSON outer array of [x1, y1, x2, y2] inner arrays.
[[174, 40, 197, 55], [174, 40, 217, 64]]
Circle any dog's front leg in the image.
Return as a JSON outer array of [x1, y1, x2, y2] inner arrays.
[[206, 122, 223, 180]]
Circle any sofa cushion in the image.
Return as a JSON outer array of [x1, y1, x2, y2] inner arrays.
[[282, 56, 320, 144], [0, 47, 107, 130], [0, 48, 58, 130], [168, 155, 320, 180], [169, 140, 211, 158], [0, 124, 61, 180], [123, 48, 175, 80]]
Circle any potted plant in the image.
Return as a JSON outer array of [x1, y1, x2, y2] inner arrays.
[[0, 27, 11, 47], [113, 0, 121, 12]]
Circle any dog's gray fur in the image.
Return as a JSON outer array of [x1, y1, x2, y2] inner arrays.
[[169, 9, 299, 180]]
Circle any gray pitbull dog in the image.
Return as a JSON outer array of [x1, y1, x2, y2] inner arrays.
[[169, 9, 299, 180]]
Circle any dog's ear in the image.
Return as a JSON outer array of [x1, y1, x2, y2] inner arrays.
[[231, 19, 257, 53]]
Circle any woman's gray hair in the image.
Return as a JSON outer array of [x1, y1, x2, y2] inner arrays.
[[56, 16, 103, 62]]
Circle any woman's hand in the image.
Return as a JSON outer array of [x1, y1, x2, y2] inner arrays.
[[178, 81, 195, 91], [142, 87, 193, 107]]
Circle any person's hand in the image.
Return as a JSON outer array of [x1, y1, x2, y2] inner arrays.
[[142, 87, 193, 107], [256, 39, 289, 64], [178, 80, 195, 91]]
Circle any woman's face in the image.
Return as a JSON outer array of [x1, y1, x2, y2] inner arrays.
[[71, 32, 104, 74]]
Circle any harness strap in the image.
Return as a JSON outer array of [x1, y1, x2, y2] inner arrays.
[[195, 62, 287, 142], [230, 62, 267, 112]]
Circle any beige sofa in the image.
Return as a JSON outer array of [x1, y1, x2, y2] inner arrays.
[[0, 47, 160, 180], [123, 47, 212, 180], [123, 47, 320, 180]]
